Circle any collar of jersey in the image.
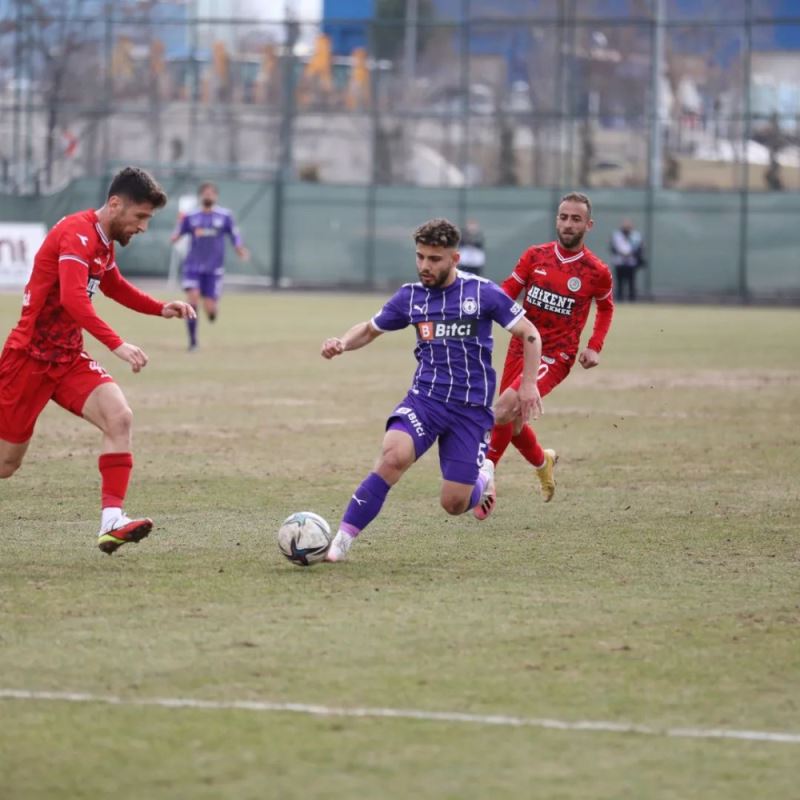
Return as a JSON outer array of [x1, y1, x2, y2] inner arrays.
[[554, 242, 584, 264], [94, 220, 110, 246]]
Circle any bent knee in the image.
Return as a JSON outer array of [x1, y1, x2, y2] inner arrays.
[[495, 410, 515, 426], [379, 448, 413, 476], [493, 402, 517, 426], [105, 405, 134, 436], [0, 460, 21, 479], [441, 497, 467, 516]]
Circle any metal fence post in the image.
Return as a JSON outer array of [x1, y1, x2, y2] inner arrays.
[[645, 3, 664, 300], [271, 17, 299, 288], [738, 0, 752, 303], [458, 0, 470, 230]]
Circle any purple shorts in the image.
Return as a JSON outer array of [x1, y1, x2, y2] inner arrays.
[[387, 391, 493, 485], [182, 267, 223, 300]]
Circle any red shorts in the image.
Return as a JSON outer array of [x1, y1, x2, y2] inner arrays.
[[0, 347, 114, 443], [499, 347, 572, 399]]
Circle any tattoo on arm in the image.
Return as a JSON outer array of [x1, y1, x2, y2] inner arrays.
[[527, 334, 538, 343]]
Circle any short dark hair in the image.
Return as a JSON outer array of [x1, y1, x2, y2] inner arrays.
[[198, 181, 218, 194], [559, 191, 592, 219], [107, 166, 167, 209], [413, 218, 460, 249]]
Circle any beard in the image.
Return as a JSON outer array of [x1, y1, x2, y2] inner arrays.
[[558, 231, 583, 250], [419, 270, 451, 288], [202, 199, 214, 209], [110, 223, 132, 246]]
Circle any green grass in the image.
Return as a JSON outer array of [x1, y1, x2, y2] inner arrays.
[[1, 291, 799, 799]]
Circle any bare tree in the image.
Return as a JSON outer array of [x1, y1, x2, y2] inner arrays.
[[16, 0, 106, 188]]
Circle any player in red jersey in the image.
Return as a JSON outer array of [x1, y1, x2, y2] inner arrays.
[[0, 166, 195, 553], [475, 192, 613, 516]]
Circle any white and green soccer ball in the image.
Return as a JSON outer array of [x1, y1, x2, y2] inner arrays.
[[277, 511, 332, 566]]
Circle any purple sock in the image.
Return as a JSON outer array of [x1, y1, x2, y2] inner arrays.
[[187, 310, 198, 347], [341, 472, 391, 536], [467, 470, 490, 511]]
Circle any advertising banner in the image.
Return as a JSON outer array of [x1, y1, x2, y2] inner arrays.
[[0, 222, 47, 288]]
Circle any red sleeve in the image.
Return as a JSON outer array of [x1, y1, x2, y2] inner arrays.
[[500, 273, 523, 300], [499, 250, 529, 299], [58, 260, 125, 352], [587, 271, 614, 353], [100, 266, 165, 316]]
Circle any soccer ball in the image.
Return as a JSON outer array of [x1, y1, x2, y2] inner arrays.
[[277, 511, 332, 566]]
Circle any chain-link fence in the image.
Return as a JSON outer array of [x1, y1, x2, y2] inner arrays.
[[1, 2, 799, 299]]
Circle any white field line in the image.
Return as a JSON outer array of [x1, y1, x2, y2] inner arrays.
[[1, 689, 799, 745]]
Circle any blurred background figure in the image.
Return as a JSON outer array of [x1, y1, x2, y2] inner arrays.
[[171, 182, 249, 351], [609, 218, 646, 302], [459, 219, 486, 276], [167, 193, 199, 290]]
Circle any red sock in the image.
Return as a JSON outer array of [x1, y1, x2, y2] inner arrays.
[[512, 425, 545, 468], [487, 422, 514, 465], [99, 452, 133, 508]]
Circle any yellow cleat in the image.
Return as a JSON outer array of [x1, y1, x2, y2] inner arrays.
[[536, 449, 558, 502]]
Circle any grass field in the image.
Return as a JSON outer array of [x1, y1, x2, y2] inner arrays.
[[1, 290, 798, 799]]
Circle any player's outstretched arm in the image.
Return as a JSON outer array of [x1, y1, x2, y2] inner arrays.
[[509, 316, 543, 421], [321, 321, 382, 359], [161, 301, 196, 320], [113, 342, 149, 373]]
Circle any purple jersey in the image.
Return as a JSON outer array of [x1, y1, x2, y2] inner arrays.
[[372, 271, 525, 407], [176, 206, 241, 274]]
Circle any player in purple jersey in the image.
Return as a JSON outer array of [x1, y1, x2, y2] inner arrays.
[[170, 182, 249, 350], [320, 218, 544, 563]]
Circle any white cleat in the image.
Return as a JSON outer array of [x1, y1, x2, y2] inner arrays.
[[472, 460, 496, 521], [325, 530, 355, 562]]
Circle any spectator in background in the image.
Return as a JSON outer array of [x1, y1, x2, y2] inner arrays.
[[610, 218, 646, 302], [458, 219, 486, 276]]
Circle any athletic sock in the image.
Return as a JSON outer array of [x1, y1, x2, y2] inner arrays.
[[99, 452, 133, 510], [512, 424, 545, 468], [487, 422, 514, 465], [187, 306, 198, 347], [467, 468, 491, 510], [341, 472, 391, 536], [101, 507, 123, 530]]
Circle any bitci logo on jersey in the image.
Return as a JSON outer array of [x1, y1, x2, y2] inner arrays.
[[417, 319, 478, 340]]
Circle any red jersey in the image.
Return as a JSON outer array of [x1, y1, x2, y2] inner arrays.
[[500, 241, 614, 363], [4, 209, 164, 363]]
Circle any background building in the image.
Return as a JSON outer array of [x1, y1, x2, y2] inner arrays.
[[0, 0, 798, 300]]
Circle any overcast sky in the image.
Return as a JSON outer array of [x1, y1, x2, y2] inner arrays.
[[282, 0, 323, 21], [225, 0, 320, 21]]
